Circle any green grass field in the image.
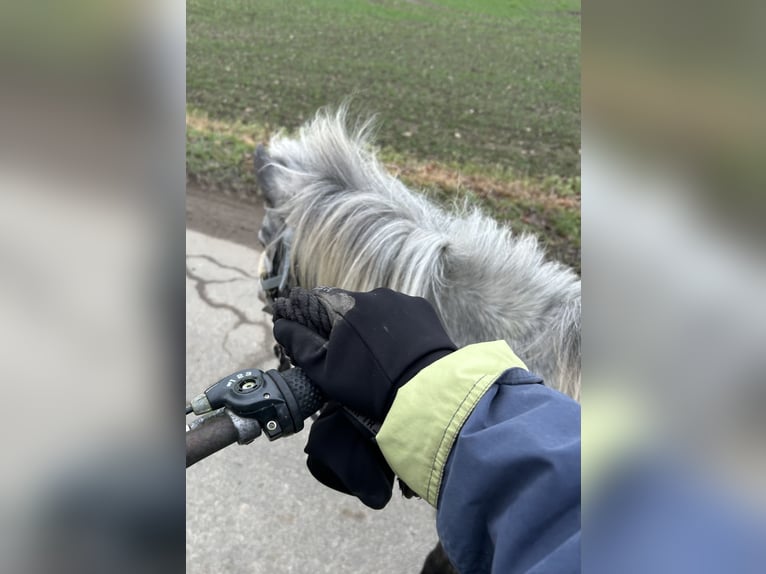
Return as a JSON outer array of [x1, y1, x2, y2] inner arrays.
[[187, 0, 580, 269]]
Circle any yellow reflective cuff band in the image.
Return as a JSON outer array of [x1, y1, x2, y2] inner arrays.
[[376, 340, 527, 507], [582, 384, 652, 503]]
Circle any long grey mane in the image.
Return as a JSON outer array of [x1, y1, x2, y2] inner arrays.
[[258, 107, 581, 400]]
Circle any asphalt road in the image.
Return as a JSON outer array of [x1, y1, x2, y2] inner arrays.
[[186, 188, 438, 574]]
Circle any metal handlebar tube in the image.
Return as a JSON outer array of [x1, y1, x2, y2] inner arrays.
[[186, 409, 262, 468], [186, 410, 236, 468]]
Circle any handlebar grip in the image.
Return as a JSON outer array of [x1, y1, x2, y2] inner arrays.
[[281, 367, 325, 419]]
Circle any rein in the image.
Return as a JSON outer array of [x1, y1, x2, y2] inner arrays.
[[260, 228, 295, 371], [260, 228, 294, 305]]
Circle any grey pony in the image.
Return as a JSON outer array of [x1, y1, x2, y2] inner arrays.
[[255, 105, 581, 400]]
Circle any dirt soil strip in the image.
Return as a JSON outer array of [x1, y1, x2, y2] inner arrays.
[[186, 185, 264, 248]]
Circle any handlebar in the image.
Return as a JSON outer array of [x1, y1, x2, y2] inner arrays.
[[186, 409, 239, 467], [186, 367, 324, 468]]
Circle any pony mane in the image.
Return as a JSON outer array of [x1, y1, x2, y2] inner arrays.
[[261, 106, 581, 399]]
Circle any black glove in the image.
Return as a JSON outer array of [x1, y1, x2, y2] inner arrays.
[[273, 287, 457, 508]]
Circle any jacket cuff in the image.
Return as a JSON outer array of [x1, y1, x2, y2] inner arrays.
[[375, 341, 527, 506]]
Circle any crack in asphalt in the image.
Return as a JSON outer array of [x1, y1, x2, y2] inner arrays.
[[186, 255, 266, 357], [187, 254, 257, 279]]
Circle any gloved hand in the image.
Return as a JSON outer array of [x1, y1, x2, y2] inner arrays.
[[272, 287, 457, 508]]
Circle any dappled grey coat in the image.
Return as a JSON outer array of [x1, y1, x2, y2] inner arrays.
[[255, 106, 581, 400]]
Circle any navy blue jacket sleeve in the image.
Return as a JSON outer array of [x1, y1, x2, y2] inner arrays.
[[435, 368, 581, 574]]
